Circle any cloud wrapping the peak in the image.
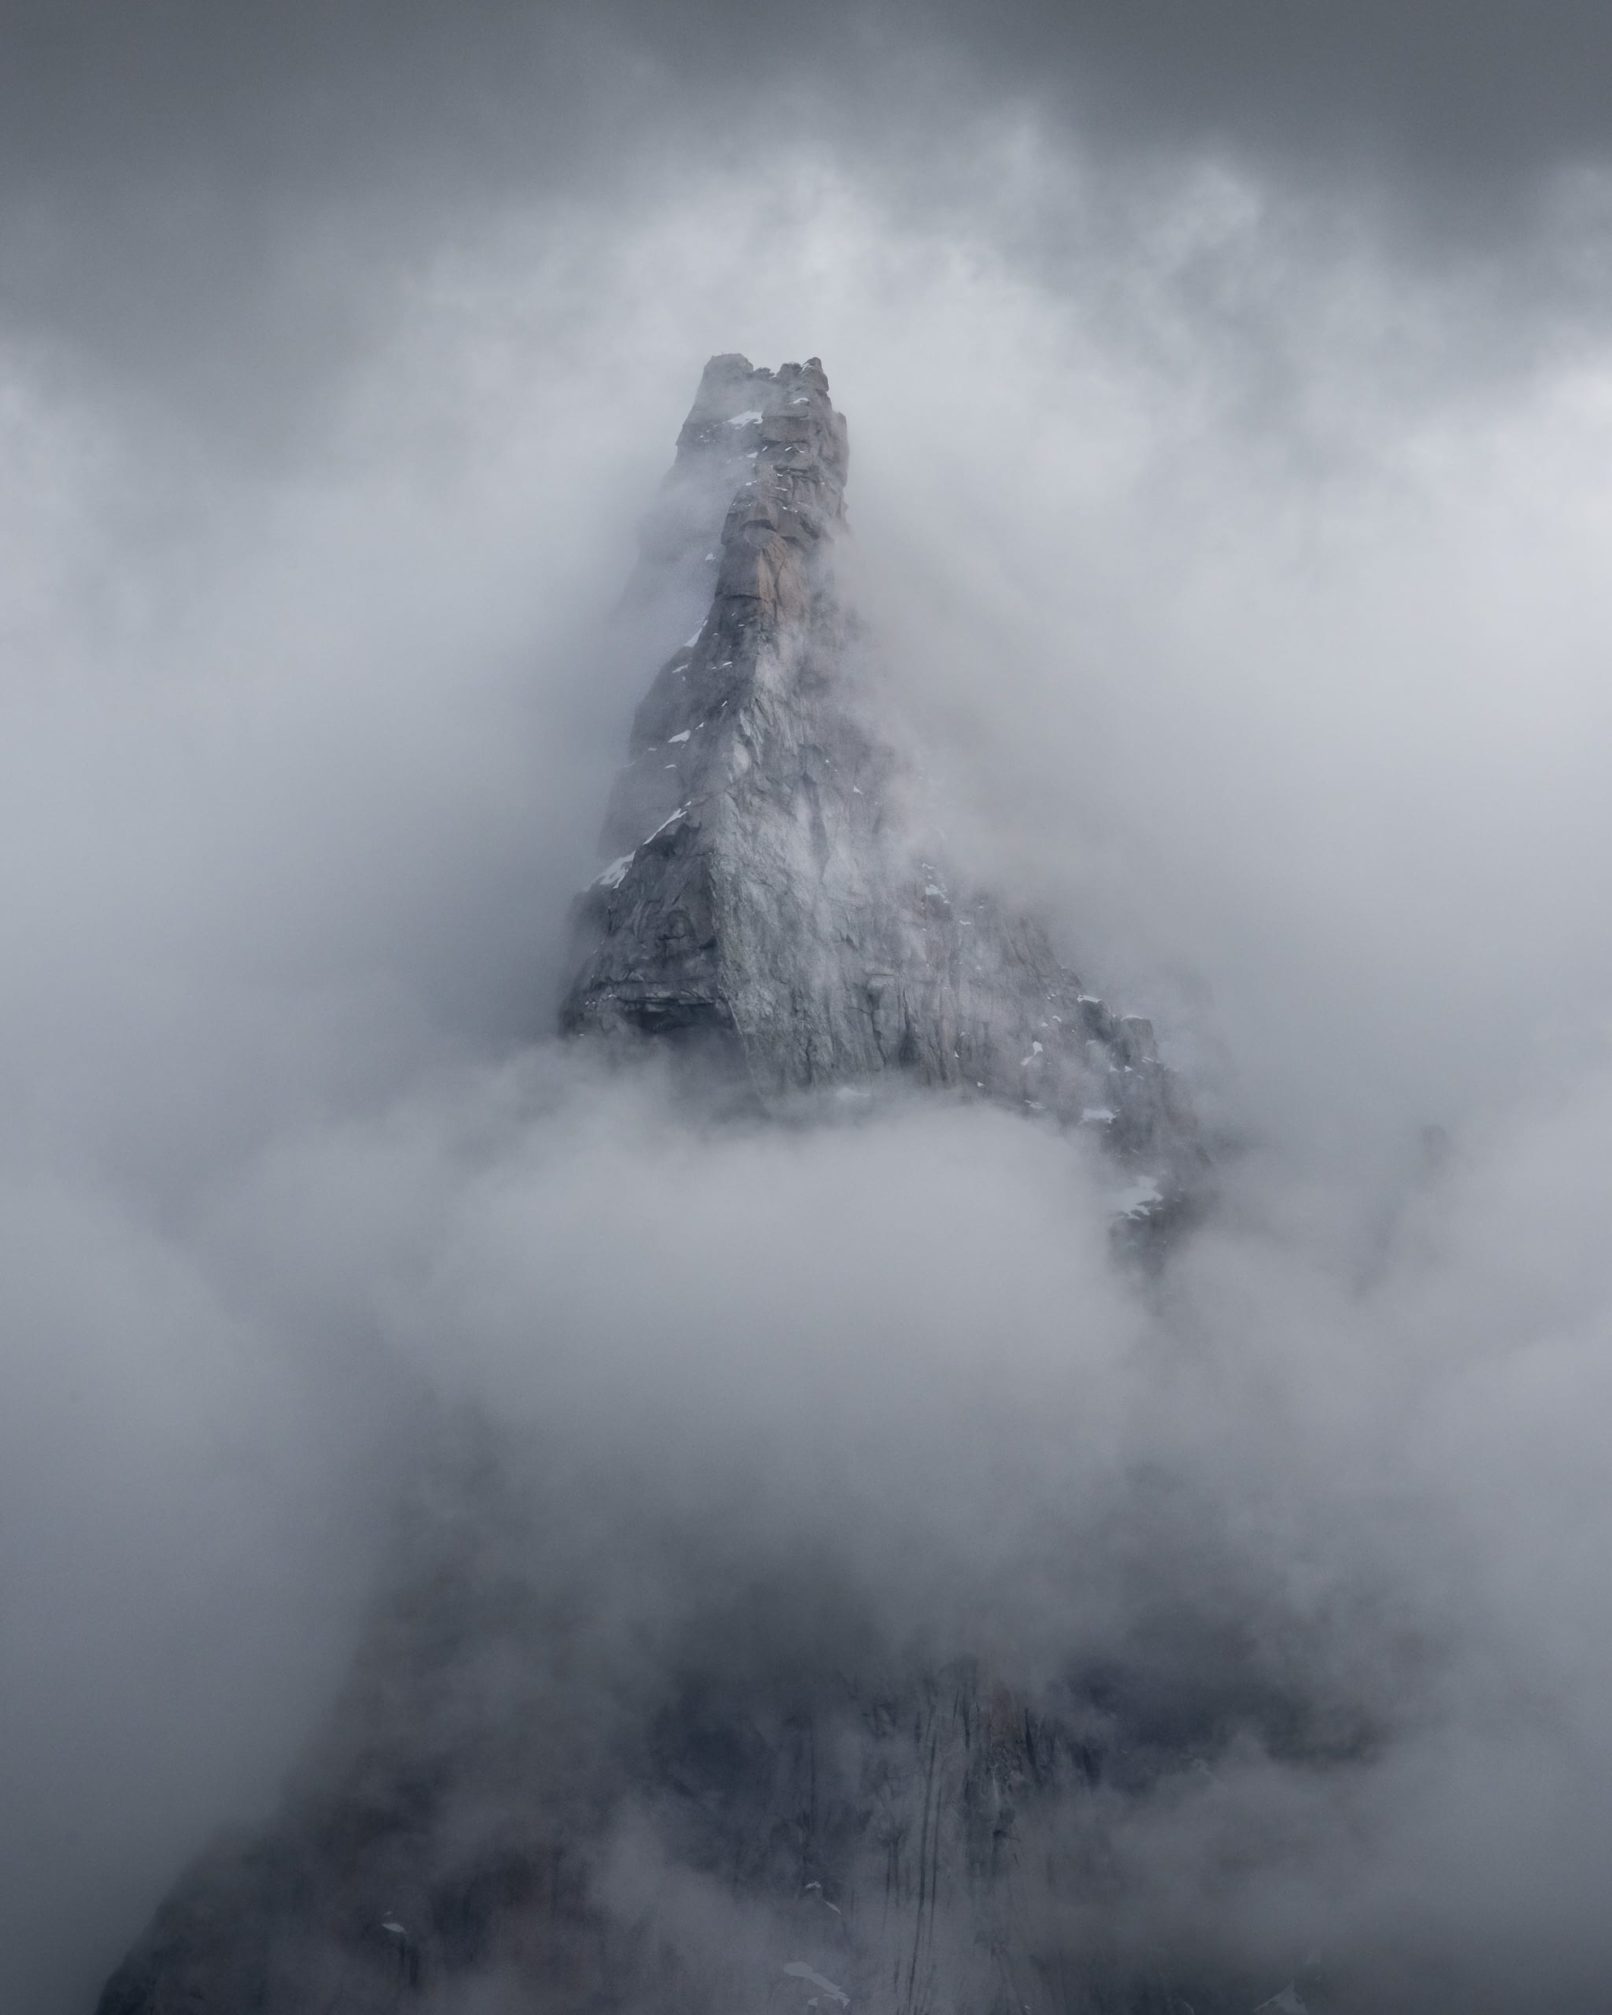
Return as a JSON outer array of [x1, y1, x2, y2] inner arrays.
[[6, 11, 1612, 2010]]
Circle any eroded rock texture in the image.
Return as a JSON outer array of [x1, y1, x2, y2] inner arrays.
[[564, 355, 1203, 1225]]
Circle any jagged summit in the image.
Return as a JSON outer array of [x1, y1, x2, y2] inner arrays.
[[90, 357, 1226, 2015], [566, 355, 1203, 1222]]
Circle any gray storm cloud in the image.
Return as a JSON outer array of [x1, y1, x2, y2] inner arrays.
[[9, 0, 1612, 436], [6, 8, 1612, 2011]]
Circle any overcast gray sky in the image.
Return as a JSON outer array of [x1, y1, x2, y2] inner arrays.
[[7, 0, 1612, 428]]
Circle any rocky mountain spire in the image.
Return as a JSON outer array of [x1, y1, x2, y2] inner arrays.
[[89, 360, 1243, 2015], [566, 355, 1204, 1226]]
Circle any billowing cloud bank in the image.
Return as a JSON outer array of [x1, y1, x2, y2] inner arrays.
[[6, 9, 1612, 2008]]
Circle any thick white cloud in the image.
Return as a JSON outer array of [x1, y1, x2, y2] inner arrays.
[[5, 97, 1612, 2014]]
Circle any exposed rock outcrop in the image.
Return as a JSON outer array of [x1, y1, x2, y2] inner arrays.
[[564, 355, 1204, 1227]]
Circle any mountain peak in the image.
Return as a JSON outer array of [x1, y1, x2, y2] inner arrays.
[[565, 356, 1204, 1227], [92, 355, 1213, 2015]]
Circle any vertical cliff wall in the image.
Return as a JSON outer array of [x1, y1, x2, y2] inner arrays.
[[566, 354, 1203, 1223]]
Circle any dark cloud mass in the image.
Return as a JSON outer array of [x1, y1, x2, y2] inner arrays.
[[5, 4, 1612, 2012], [7, 0, 1612, 431]]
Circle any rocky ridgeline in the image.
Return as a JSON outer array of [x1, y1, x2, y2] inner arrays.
[[565, 354, 1203, 1228], [89, 364, 1313, 2015]]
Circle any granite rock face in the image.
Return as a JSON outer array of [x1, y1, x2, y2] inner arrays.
[[91, 362, 1269, 2015], [564, 355, 1204, 1226]]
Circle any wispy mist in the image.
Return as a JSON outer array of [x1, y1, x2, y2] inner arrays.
[[7, 9, 1612, 2010]]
